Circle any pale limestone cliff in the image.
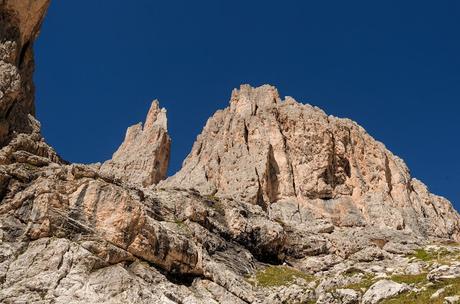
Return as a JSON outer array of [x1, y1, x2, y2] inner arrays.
[[1, 2, 460, 304], [0, 0, 59, 164], [0, 0, 50, 141], [163, 84, 460, 241], [100, 100, 171, 187]]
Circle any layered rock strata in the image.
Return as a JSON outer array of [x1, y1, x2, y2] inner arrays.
[[1, 2, 460, 304]]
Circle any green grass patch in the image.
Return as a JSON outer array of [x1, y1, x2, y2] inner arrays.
[[343, 267, 365, 277], [409, 248, 459, 264], [390, 273, 427, 285], [381, 277, 460, 304], [409, 249, 435, 261], [248, 266, 314, 288], [342, 273, 376, 292]]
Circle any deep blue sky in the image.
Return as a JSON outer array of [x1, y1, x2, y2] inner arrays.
[[34, 0, 459, 209]]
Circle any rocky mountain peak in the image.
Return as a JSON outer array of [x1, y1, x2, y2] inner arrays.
[[145, 99, 167, 130], [164, 84, 460, 240], [100, 100, 171, 187], [2, 3, 460, 304], [229, 84, 281, 115]]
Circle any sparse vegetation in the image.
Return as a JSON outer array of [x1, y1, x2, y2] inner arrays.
[[174, 219, 185, 226], [408, 248, 459, 264], [390, 273, 427, 285], [342, 267, 365, 277], [204, 195, 225, 215], [409, 249, 435, 261], [376, 247, 460, 303], [204, 194, 220, 203], [248, 265, 314, 288], [438, 240, 460, 247], [173, 219, 192, 235], [342, 273, 376, 291], [381, 277, 460, 304]]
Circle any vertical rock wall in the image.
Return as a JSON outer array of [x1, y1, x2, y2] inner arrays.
[[164, 84, 460, 240]]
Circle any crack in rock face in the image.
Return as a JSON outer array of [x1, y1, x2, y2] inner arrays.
[[1, 2, 460, 304]]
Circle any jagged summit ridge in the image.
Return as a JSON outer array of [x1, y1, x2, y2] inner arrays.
[[164, 84, 460, 240], [2, 2, 460, 303]]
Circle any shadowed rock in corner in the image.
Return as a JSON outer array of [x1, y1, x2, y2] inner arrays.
[[100, 100, 171, 187], [0, 0, 60, 165], [0, 0, 51, 145]]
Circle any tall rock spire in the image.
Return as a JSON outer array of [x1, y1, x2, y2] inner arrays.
[[100, 100, 171, 187]]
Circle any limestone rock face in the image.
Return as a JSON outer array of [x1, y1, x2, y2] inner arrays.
[[164, 84, 460, 241], [0, 0, 50, 145], [100, 100, 171, 187], [0, 0, 60, 165], [362, 280, 410, 304], [2, 3, 460, 304]]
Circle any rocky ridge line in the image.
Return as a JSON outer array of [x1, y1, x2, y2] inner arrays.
[[1, 2, 460, 304], [163, 84, 460, 241]]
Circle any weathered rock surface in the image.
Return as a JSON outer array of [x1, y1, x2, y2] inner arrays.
[[1, 2, 460, 304], [362, 280, 410, 304], [428, 264, 460, 281], [100, 100, 171, 187], [0, 0, 50, 144], [445, 296, 460, 304], [0, 0, 60, 165], [163, 84, 460, 241], [317, 288, 361, 304]]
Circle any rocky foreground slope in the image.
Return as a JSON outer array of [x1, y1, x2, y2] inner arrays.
[[1, 2, 460, 304]]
